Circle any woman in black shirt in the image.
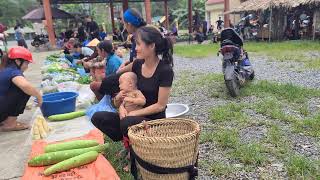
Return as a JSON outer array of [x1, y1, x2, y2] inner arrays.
[[92, 26, 174, 141], [91, 8, 147, 98]]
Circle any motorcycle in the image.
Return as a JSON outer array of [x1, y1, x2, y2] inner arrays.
[[218, 28, 255, 97], [31, 34, 49, 48], [212, 30, 222, 43]]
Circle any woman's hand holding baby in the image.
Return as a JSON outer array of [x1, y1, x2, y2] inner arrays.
[[119, 105, 128, 119]]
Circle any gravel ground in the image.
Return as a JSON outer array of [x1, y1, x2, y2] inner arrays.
[[169, 54, 320, 179], [173, 55, 320, 89]]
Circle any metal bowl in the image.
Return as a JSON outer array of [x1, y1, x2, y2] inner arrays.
[[166, 103, 189, 118]]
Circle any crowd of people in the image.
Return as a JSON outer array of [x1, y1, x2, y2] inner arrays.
[[0, 9, 174, 174]]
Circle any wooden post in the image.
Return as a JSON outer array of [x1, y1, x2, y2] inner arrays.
[[224, 0, 230, 28], [43, 0, 56, 47], [188, 0, 192, 34], [313, 11, 317, 40], [144, 0, 152, 24], [164, 0, 169, 29], [109, 1, 115, 31], [269, 6, 272, 42], [123, 0, 128, 13]]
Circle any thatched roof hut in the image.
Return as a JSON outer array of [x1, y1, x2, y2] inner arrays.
[[230, 0, 320, 13], [227, 0, 320, 40]]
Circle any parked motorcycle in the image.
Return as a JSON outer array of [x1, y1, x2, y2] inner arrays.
[[31, 34, 49, 48], [218, 28, 255, 97]]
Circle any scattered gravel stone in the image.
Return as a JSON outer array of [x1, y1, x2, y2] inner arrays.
[[171, 54, 319, 179], [239, 125, 268, 143]]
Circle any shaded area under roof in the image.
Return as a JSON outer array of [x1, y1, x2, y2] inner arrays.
[[40, 0, 171, 4], [228, 0, 320, 13], [23, 7, 74, 20]]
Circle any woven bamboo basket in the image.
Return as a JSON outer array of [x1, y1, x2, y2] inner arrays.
[[128, 118, 201, 180]]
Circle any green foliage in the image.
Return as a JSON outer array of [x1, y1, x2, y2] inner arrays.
[[252, 97, 295, 123], [293, 114, 320, 137], [201, 161, 236, 177], [200, 129, 239, 149], [214, 129, 240, 149], [210, 103, 248, 123], [286, 155, 320, 179], [231, 143, 266, 166], [174, 44, 220, 58], [77, 75, 91, 84], [174, 41, 320, 70], [200, 131, 215, 144], [104, 138, 133, 180], [242, 81, 320, 103], [0, 0, 38, 27], [265, 125, 290, 156], [169, 0, 206, 29]]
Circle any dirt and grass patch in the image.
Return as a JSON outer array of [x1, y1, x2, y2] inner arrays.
[[173, 70, 320, 178], [174, 41, 320, 69], [104, 138, 132, 180]]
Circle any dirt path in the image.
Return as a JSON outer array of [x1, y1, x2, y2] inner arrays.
[[0, 50, 58, 180]]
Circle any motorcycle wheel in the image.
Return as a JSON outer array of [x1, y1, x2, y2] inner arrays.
[[33, 42, 40, 47], [225, 78, 240, 97], [249, 70, 255, 80]]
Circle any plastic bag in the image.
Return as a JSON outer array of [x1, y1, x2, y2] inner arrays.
[[77, 85, 96, 109], [41, 79, 59, 94], [57, 81, 81, 92], [77, 67, 88, 77], [86, 95, 117, 119]]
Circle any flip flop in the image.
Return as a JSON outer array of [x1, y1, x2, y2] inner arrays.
[[0, 122, 29, 132]]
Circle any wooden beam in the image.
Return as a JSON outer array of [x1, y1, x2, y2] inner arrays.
[[269, 6, 272, 42], [145, 0, 152, 24], [43, 0, 56, 47], [123, 0, 128, 13], [188, 0, 192, 34], [224, 0, 230, 28], [164, 0, 169, 29], [110, 1, 115, 31], [313, 11, 317, 41]]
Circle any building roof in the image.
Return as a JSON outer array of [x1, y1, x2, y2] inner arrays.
[[39, 0, 171, 4], [229, 0, 320, 13], [206, 0, 224, 5]]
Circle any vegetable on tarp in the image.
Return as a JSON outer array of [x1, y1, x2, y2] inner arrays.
[[48, 110, 86, 121], [45, 140, 99, 153], [28, 144, 109, 166], [77, 75, 91, 84], [44, 151, 99, 176]]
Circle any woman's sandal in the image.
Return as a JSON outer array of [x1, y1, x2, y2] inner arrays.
[[0, 122, 29, 132]]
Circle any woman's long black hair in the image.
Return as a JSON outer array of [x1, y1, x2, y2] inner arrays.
[[97, 40, 114, 55], [136, 26, 174, 67]]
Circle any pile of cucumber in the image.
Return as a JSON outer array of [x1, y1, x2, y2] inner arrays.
[[48, 110, 86, 121], [28, 140, 109, 176]]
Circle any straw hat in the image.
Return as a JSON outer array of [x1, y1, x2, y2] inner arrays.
[[86, 38, 100, 47]]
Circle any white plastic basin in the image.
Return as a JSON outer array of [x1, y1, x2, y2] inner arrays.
[[166, 103, 189, 118]]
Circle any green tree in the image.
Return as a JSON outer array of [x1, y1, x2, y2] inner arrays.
[[169, 0, 206, 29], [0, 0, 38, 27]]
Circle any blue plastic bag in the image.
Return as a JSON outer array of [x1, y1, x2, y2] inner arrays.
[[86, 95, 117, 119], [77, 67, 88, 77]]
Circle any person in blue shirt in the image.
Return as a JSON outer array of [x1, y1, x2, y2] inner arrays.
[[0, 47, 42, 131], [95, 8, 147, 99], [99, 25, 107, 40], [84, 40, 122, 100], [14, 24, 28, 49]]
